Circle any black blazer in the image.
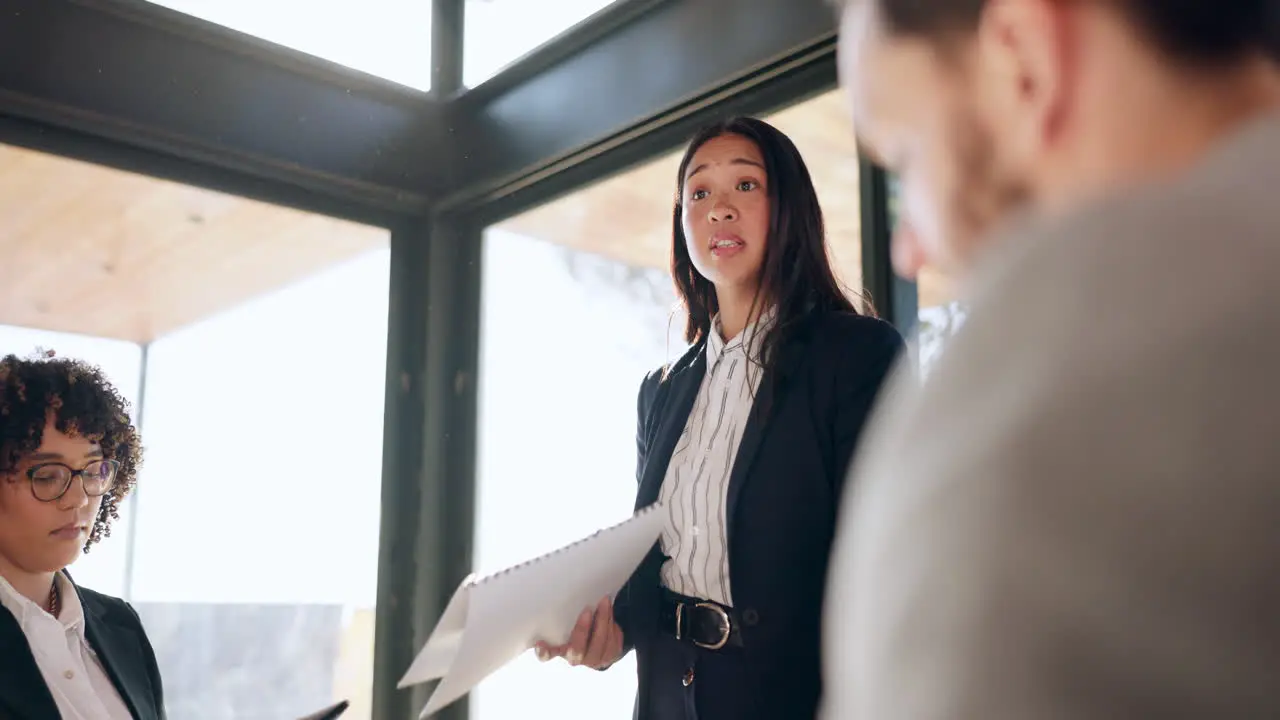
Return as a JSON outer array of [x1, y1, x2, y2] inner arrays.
[[615, 310, 904, 717], [0, 582, 166, 720]]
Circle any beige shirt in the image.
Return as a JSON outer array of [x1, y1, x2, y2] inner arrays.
[[823, 112, 1280, 719], [658, 311, 771, 606], [0, 571, 135, 720]]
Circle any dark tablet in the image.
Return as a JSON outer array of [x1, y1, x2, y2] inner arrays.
[[297, 700, 349, 720]]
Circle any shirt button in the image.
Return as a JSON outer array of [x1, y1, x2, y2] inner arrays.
[[682, 667, 695, 687], [64, 670, 74, 680], [690, 526, 700, 536]]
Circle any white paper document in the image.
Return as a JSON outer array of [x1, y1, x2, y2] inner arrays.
[[398, 503, 665, 717]]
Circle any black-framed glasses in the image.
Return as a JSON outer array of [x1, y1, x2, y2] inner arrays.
[[25, 459, 119, 502]]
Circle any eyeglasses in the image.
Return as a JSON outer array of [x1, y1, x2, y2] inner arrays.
[[24, 459, 119, 502]]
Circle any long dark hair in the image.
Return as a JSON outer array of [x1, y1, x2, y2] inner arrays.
[[671, 116, 861, 371]]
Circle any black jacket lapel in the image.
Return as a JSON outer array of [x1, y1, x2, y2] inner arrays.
[[635, 348, 706, 510], [724, 321, 814, 544], [81, 590, 152, 720], [0, 608, 60, 720], [723, 373, 773, 544]]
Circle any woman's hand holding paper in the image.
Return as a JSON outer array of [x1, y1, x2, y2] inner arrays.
[[533, 595, 623, 670]]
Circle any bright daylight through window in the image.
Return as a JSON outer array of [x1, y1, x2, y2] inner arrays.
[[0, 142, 390, 720]]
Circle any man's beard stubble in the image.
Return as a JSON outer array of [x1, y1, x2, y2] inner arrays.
[[950, 106, 1033, 267]]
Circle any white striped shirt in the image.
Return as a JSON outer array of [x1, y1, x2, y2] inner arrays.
[[657, 312, 770, 607]]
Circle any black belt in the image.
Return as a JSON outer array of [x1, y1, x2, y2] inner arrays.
[[659, 591, 744, 650]]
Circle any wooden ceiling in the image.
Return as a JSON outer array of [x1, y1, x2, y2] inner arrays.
[[0, 145, 388, 344], [496, 89, 954, 310], [2, 89, 951, 347]]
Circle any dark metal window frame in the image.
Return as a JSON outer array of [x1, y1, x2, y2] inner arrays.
[[0, 1, 914, 718]]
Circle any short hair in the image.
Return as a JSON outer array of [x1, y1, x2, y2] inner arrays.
[[837, 0, 1280, 66], [0, 352, 142, 551]]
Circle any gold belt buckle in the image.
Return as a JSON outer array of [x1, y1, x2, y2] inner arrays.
[[692, 602, 731, 650]]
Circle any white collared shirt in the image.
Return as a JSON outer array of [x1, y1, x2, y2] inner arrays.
[[0, 571, 135, 720], [657, 311, 771, 607]]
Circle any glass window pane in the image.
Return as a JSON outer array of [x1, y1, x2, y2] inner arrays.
[[145, 0, 433, 90], [881, 171, 966, 371], [474, 228, 673, 720], [472, 89, 862, 720], [917, 269, 966, 373], [134, 248, 388, 719], [464, 0, 621, 87], [1, 141, 389, 720], [766, 91, 864, 303]]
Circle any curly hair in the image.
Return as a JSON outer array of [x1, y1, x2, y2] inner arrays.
[[0, 351, 143, 552]]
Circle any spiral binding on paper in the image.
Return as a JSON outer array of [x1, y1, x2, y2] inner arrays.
[[467, 503, 662, 587]]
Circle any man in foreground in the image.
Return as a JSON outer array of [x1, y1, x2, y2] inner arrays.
[[823, 1, 1280, 718]]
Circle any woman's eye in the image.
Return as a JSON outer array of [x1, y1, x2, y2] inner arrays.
[[691, 189, 709, 201], [737, 180, 759, 192]]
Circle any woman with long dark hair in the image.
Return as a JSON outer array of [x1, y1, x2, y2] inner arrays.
[[538, 116, 904, 718]]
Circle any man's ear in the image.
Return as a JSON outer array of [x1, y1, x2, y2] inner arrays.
[[976, 0, 1077, 156]]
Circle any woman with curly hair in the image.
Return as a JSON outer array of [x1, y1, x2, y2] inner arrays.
[[0, 351, 165, 720]]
